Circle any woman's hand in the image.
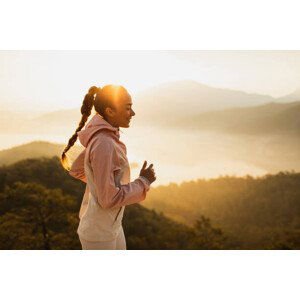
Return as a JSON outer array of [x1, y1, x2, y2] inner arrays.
[[139, 160, 156, 184]]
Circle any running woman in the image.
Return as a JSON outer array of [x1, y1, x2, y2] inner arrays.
[[61, 85, 156, 250]]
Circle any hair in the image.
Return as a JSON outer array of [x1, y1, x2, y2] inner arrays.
[[60, 84, 131, 171]]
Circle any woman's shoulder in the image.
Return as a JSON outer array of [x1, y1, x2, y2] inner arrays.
[[89, 131, 118, 153]]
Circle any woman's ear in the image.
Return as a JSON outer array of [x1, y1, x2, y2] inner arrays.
[[105, 107, 116, 118]]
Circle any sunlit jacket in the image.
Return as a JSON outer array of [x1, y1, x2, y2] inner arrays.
[[69, 113, 151, 241]]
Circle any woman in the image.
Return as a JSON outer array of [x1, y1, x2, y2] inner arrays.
[[60, 85, 156, 250]]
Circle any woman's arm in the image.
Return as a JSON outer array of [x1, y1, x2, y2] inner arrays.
[[90, 139, 151, 209], [69, 149, 87, 183]]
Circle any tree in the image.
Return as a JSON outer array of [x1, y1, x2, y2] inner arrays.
[[0, 181, 80, 250], [191, 215, 229, 249]]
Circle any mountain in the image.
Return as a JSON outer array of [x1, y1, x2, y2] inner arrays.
[[0, 110, 53, 133], [277, 88, 300, 103], [1, 80, 298, 135], [2, 80, 275, 133], [132, 80, 276, 125], [171, 101, 300, 135], [0, 108, 83, 134], [0, 141, 84, 166], [0, 108, 90, 135], [31, 107, 82, 125], [0, 111, 29, 130]]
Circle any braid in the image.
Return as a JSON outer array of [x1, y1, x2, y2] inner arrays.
[[60, 86, 99, 171]]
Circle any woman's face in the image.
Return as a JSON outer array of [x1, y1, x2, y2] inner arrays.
[[105, 95, 135, 128]]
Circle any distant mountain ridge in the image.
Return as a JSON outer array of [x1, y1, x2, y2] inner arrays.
[[31, 107, 82, 125], [172, 101, 300, 135], [277, 88, 300, 103], [31, 80, 279, 121], [132, 80, 277, 124], [1, 80, 299, 134]]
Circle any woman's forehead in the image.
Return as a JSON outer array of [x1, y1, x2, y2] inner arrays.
[[121, 95, 133, 106]]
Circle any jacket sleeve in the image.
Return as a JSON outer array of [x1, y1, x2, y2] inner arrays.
[[90, 139, 151, 209], [69, 149, 87, 183]]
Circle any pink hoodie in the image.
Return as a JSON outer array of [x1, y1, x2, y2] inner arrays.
[[69, 113, 151, 241]]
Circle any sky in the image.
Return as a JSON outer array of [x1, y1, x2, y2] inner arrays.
[[0, 50, 300, 113]]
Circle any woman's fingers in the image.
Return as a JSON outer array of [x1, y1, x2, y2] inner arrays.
[[149, 164, 155, 174], [144, 162, 156, 175], [142, 161, 147, 170]]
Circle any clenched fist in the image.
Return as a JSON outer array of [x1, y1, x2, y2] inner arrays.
[[139, 160, 156, 184]]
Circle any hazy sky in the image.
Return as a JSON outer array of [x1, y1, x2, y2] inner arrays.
[[0, 50, 299, 113]]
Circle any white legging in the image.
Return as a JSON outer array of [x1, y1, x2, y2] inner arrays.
[[79, 226, 127, 250]]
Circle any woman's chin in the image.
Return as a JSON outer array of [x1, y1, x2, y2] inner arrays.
[[121, 122, 130, 128]]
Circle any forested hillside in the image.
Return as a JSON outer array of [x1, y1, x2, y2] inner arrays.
[[144, 172, 300, 249], [1, 156, 299, 249], [0, 157, 231, 250]]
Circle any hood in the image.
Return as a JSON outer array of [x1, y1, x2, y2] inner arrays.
[[77, 113, 120, 148]]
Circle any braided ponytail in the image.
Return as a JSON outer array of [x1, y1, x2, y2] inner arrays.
[[60, 86, 99, 171]]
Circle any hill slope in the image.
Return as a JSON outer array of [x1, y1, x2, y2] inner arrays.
[[144, 171, 300, 249], [0, 141, 84, 166], [0, 156, 230, 250]]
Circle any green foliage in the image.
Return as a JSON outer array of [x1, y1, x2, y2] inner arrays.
[[0, 156, 85, 210], [1, 156, 299, 249], [144, 172, 300, 249], [124, 205, 193, 249], [0, 181, 81, 250], [190, 215, 231, 250], [0, 156, 228, 250]]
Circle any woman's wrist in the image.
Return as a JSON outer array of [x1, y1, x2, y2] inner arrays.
[[138, 175, 151, 187]]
